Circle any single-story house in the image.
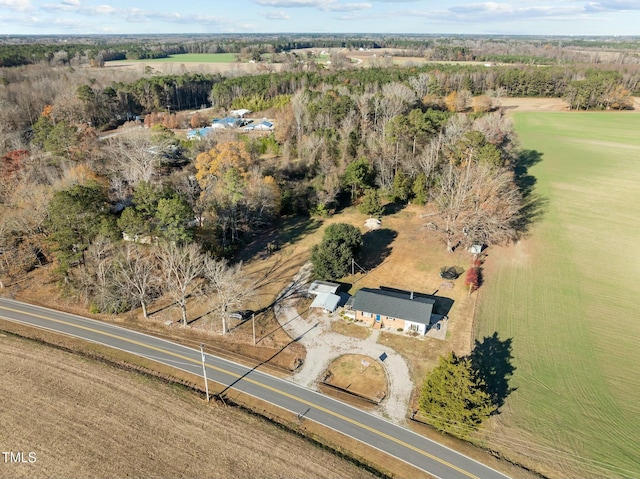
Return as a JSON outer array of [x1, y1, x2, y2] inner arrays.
[[350, 287, 435, 335], [244, 120, 273, 131], [187, 127, 214, 140], [211, 117, 246, 129]]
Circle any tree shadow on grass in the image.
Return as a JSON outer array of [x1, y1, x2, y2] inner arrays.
[[383, 202, 406, 216], [359, 228, 397, 270], [513, 149, 548, 237], [235, 216, 321, 263], [514, 149, 542, 198], [470, 332, 516, 411]]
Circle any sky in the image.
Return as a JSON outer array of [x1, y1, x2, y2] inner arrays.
[[2, 0, 640, 36]]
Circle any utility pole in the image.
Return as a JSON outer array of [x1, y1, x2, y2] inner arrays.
[[200, 344, 209, 402], [252, 313, 256, 346]]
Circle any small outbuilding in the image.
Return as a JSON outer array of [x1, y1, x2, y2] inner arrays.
[[364, 218, 382, 230], [310, 292, 341, 313], [308, 280, 340, 297], [229, 109, 252, 118]]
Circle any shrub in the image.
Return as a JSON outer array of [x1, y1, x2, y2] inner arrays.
[[465, 266, 482, 292]]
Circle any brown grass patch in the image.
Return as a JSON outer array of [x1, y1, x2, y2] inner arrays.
[[330, 319, 371, 339], [323, 354, 387, 403]]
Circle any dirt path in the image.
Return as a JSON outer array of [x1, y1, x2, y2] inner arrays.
[[498, 96, 640, 112], [498, 97, 569, 112], [274, 263, 414, 424]]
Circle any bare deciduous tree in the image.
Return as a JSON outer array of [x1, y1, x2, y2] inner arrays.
[[107, 131, 166, 188], [434, 159, 522, 252], [114, 244, 158, 318], [291, 90, 309, 145], [408, 73, 434, 99], [204, 258, 254, 335], [157, 242, 205, 325]]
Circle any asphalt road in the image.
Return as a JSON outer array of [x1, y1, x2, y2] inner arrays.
[[0, 297, 511, 479]]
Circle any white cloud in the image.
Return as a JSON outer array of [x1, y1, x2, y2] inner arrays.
[[93, 4, 116, 14], [256, 0, 370, 11], [0, 0, 31, 12], [256, 0, 331, 6], [325, 2, 371, 11], [409, 1, 589, 23], [586, 0, 640, 11], [262, 10, 292, 19], [61, 0, 80, 5], [40, 2, 239, 27]]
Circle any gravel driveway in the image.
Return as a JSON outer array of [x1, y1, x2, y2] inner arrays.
[[274, 263, 414, 424]]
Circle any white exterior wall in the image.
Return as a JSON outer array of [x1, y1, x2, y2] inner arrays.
[[403, 321, 427, 335]]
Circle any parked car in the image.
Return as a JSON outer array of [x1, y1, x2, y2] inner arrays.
[[229, 310, 254, 320]]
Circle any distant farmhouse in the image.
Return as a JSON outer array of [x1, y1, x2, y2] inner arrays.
[[211, 117, 247, 129], [349, 287, 435, 335], [244, 120, 273, 131], [186, 126, 214, 140]]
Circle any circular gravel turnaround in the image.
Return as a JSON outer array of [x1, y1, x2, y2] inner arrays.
[[274, 262, 414, 424]]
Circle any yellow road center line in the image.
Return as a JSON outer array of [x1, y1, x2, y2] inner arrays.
[[0, 304, 478, 479]]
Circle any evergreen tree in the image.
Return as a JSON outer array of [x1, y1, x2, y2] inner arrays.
[[359, 188, 384, 217], [46, 182, 115, 272], [391, 171, 412, 203], [412, 173, 428, 205], [155, 195, 194, 243], [343, 157, 374, 201], [419, 352, 496, 438], [311, 223, 362, 280]]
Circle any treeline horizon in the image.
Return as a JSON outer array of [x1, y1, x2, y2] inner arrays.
[[2, 33, 640, 68]]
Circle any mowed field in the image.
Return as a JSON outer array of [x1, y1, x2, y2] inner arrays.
[[475, 112, 640, 478], [0, 333, 378, 479]]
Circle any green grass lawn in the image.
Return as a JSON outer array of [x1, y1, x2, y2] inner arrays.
[[109, 53, 238, 63], [475, 112, 640, 478]]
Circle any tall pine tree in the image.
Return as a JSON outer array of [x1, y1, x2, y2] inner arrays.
[[419, 352, 495, 437]]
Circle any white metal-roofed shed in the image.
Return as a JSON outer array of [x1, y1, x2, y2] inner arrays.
[[310, 292, 341, 313], [308, 280, 340, 296]]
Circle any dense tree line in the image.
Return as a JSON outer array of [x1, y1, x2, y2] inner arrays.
[[4, 34, 640, 68], [210, 64, 639, 111]]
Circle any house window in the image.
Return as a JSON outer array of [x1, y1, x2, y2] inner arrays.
[[408, 323, 419, 332], [362, 311, 372, 318], [386, 316, 394, 321]]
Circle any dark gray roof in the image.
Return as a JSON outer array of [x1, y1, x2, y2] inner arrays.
[[351, 288, 434, 325]]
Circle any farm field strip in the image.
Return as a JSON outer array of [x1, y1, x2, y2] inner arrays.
[[475, 112, 640, 478], [108, 53, 238, 63]]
